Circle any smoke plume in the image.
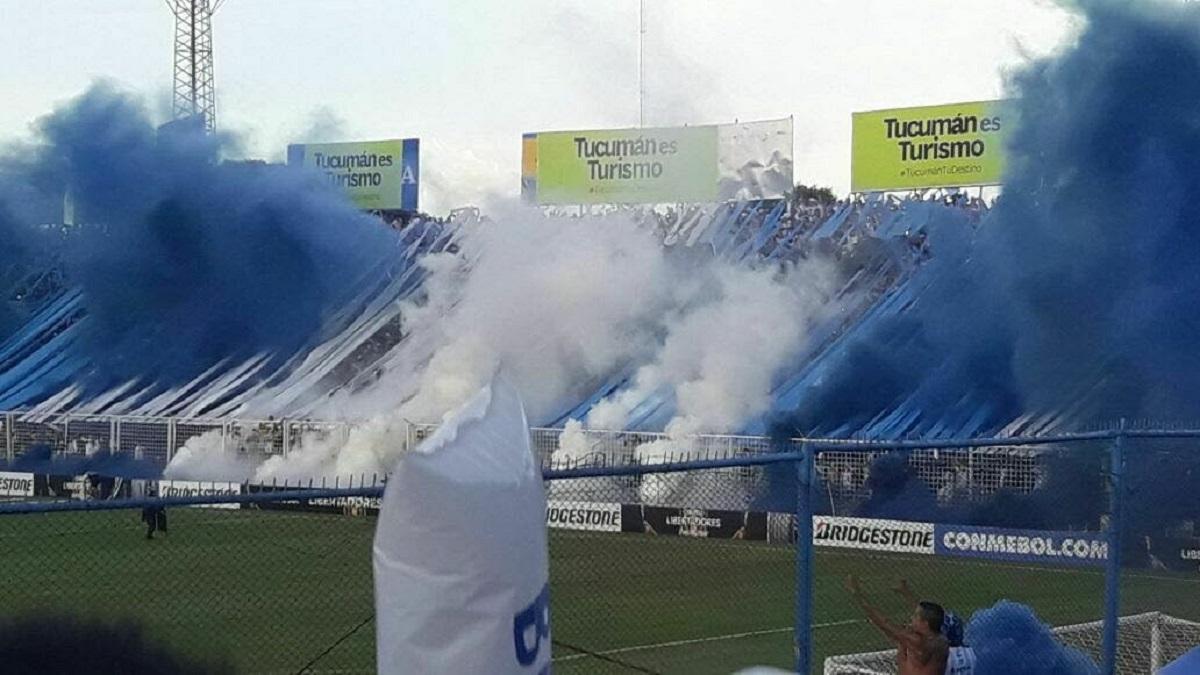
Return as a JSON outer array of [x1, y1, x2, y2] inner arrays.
[[238, 206, 837, 480], [0, 84, 405, 406], [966, 601, 1099, 675], [783, 0, 1200, 436]]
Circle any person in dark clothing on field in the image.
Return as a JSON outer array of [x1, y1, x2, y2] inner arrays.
[[141, 488, 167, 540]]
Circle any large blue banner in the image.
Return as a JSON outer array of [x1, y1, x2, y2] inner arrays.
[[935, 524, 1108, 567]]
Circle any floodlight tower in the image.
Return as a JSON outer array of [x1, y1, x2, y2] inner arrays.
[[166, 0, 227, 133]]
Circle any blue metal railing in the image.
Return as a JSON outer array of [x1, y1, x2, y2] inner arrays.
[[0, 429, 1175, 674]]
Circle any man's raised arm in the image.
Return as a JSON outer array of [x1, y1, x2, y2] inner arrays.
[[845, 576, 923, 651]]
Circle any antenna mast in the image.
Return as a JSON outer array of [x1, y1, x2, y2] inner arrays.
[[166, 0, 226, 133]]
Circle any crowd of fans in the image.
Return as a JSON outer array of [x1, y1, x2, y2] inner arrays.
[[369, 186, 995, 274]]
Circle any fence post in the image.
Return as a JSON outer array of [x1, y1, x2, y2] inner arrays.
[[1102, 422, 1127, 675], [4, 412, 13, 463], [795, 442, 815, 674], [1151, 613, 1163, 673]]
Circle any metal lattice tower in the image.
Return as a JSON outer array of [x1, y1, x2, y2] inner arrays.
[[166, 0, 226, 133]]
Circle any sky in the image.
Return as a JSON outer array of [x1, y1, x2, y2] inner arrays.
[[0, 0, 1079, 214]]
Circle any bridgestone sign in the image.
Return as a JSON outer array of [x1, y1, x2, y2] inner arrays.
[[546, 501, 621, 533], [157, 480, 242, 510], [0, 471, 35, 497], [813, 516, 935, 555]]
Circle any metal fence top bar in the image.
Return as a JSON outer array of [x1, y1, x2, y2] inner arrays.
[[0, 411, 359, 427], [799, 429, 1122, 451], [13, 410, 1199, 455], [529, 426, 778, 444], [0, 453, 811, 514], [0, 487, 385, 515], [542, 451, 806, 480], [1122, 428, 1200, 439]]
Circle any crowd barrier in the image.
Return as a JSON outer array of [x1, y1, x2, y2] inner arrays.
[[3, 412, 1051, 509], [0, 428, 1198, 673]]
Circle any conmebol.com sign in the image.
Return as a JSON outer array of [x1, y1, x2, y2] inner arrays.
[[935, 524, 1108, 567]]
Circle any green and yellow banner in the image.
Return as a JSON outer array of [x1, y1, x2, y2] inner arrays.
[[851, 100, 1010, 192], [523, 125, 720, 205]]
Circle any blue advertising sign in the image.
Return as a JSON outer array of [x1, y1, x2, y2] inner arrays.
[[935, 524, 1108, 567], [287, 138, 419, 211], [400, 138, 420, 212]]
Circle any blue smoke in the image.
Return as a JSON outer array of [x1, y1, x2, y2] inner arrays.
[[2, 444, 162, 480], [0, 165, 57, 341], [966, 601, 1099, 675], [0, 84, 404, 403], [782, 0, 1200, 435], [850, 448, 1107, 530], [855, 451, 942, 523]]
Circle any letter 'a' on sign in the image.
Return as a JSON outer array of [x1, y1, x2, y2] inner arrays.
[[373, 376, 551, 674]]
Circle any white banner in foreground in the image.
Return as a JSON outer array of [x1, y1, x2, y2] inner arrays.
[[374, 377, 551, 674]]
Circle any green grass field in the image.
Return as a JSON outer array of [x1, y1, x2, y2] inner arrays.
[[0, 507, 1196, 674]]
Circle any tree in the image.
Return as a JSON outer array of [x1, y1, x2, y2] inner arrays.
[[789, 184, 838, 206], [787, 182, 835, 208]]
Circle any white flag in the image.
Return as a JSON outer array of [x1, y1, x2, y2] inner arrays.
[[373, 377, 551, 674]]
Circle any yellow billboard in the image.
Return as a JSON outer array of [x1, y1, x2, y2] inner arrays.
[[522, 119, 794, 205], [851, 100, 1010, 192], [526, 125, 720, 205]]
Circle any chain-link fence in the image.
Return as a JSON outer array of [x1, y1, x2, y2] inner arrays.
[[814, 437, 1111, 673], [0, 412, 318, 465], [546, 455, 796, 674], [811, 431, 1200, 675], [0, 489, 382, 674], [0, 429, 1198, 673]]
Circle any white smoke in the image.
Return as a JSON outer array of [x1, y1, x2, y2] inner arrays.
[[164, 204, 837, 482], [390, 208, 678, 425], [278, 416, 416, 483], [163, 430, 259, 481], [584, 262, 834, 438]]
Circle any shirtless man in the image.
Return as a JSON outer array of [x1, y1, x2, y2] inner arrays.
[[892, 579, 976, 675], [845, 575, 949, 675]]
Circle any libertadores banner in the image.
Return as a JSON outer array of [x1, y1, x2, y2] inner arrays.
[[287, 139, 419, 211], [851, 100, 1011, 192], [629, 505, 768, 540], [522, 118, 792, 205]]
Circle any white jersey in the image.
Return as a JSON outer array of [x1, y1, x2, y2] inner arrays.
[[946, 646, 977, 675]]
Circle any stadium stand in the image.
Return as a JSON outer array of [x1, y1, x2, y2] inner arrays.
[[0, 190, 988, 426]]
